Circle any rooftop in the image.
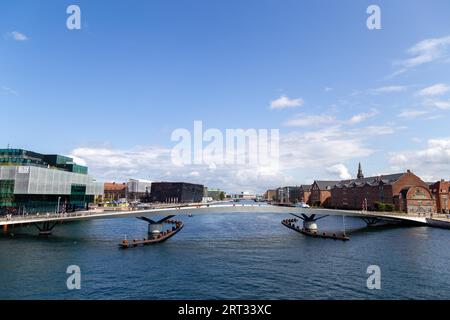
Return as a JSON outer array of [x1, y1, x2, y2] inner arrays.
[[0, 148, 88, 174], [333, 173, 405, 188]]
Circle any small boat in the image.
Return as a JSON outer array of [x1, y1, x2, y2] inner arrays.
[[295, 202, 310, 208], [188, 213, 193, 218]]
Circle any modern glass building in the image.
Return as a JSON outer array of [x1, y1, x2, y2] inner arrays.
[[0, 149, 103, 214]]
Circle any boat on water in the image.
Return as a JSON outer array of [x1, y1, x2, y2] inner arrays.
[[295, 202, 310, 208], [119, 220, 184, 248]]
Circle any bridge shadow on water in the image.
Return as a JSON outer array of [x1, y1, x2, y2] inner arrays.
[[308, 215, 427, 238], [0, 220, 112, 244], [346, 223, 425, 236]]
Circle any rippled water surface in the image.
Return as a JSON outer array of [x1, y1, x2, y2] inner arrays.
[[1, 210, 450, 300]]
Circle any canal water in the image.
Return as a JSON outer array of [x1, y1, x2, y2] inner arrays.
[[1, 210, 450, 300]]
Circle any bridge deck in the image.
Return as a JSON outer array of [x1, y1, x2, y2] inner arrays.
[[0, 203, 428, 227]]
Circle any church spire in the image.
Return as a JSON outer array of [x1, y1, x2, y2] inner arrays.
[[357, 162, 364, 179]]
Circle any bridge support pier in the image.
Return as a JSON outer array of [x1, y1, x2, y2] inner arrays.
[[137, 215, 176, 239], [303, 219, 318, 231], [34, 221, 58, 236], [291, 213, 329, 232], [360, 217, 382, 227], [148, 223, 164, 236]]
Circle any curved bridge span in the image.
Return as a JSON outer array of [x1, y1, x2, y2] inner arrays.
[[1, 203, 427, 228]]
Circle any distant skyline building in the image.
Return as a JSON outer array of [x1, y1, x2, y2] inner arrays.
[[127, 179, 152, 202], [240, 192, 256, 200], [207, 188, 225, 201]]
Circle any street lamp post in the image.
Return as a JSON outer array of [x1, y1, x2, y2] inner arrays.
[[57, 197, 61, 214]]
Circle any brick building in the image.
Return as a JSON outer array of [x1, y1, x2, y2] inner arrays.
[[329, 167, 436, 214], [264, 189, 277, 202], [103, 182, 127, 201], [398, 185, 436, 214], [430, 180, 450, 213], [310, 181, 339, 207], [299, 185, 312, 204]]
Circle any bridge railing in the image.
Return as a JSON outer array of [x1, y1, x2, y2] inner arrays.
[[0, 208, 129, 223], [0, 202, 223, 224]]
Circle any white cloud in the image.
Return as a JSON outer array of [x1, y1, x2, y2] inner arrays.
[[7, 31, 28, 41], [189, 171, 200, 177], [416, 83, 450, 97], [284, 114, 335, 127], [398, 36, 450, 68], [1, 86, 18, 96], [389, 36, 450, 78], [285, 110, 378, 127], [427, 114, 445, 120], [68, 155, 87, 166], [385, 69, 408, 80], [270, 95, 304, 110], [415, 85, 450, 112], [389, 138, 450, 181], [324, 87, 333, 92], [422, 98, 450, 110], [326, 163, 352, 180], [397, 109, 429, 118], [434, 100, 450, 110], [72, 146, 170, 166], [347, 109, 378, 124], [372, 86, 408, 93], [280, 125, 395, 172], [69, 122, 396, 193], [426, 114, 445, 121], [70, 145, 292, 194], [348, 125, 396, 136], [279, 129, 371, 171]]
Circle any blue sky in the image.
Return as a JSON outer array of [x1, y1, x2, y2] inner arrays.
[[1, 0, 450, 193]]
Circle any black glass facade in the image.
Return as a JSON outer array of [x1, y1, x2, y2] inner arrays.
[[149, 182, 204, 203]]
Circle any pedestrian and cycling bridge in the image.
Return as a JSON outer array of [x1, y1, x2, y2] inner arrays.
[[1, 203, 434, 236]]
